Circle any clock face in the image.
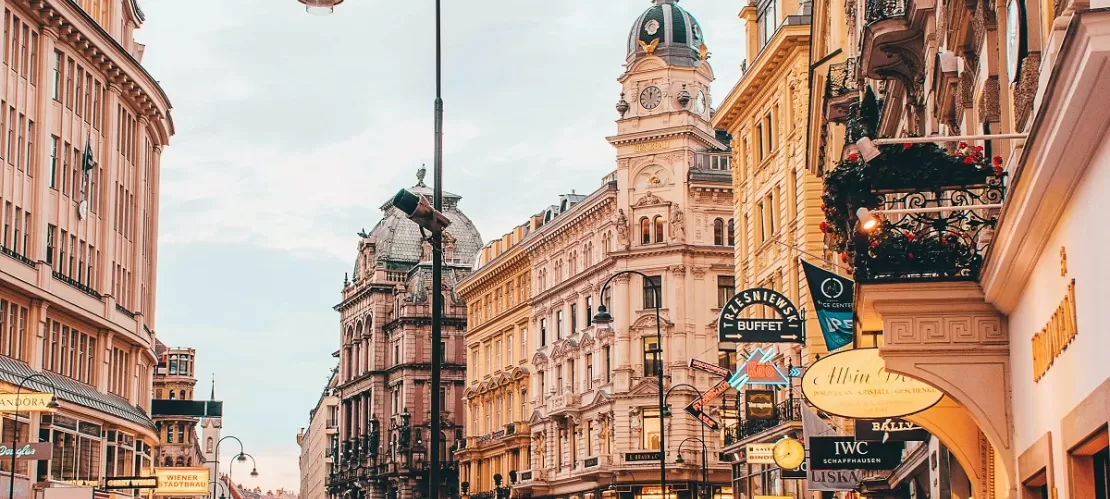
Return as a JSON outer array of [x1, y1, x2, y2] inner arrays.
[[695, 91, 707, 114], [772, 438, 806, 470], [640, 86, 663, 110]]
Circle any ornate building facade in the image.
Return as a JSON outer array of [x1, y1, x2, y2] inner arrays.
[[0, 0, 172, 497], [457, 3, 739, 499], [328, 170, 482, 499], [153, 343, 204, 468], [300, 368, 339, 499], [455, 223, 533, 497]]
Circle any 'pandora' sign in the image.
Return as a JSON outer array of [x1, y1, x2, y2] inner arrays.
[[801, 349, 943, 419], [0, 393, 57, 413]]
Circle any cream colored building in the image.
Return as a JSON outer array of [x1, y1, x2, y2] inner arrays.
[[709, 0, 828, 496], [299, 369, 340, 499], [455, 224, 534, 496]]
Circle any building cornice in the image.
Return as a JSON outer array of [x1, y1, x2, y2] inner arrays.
[[606, 124, 725, 152], [332, 282, 396, 311], [524, 187, 619, 255], [456, 247, 530, 297], [712, 25, 811, 131]]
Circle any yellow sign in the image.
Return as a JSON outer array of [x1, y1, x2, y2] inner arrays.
[[0, 393, 57, 413], [1032, 279, 1078, 382], [153, 467, 210, 496], [802, 348, 943, 419], [746, 443, 775, 464], [632, 140, 671, 153]]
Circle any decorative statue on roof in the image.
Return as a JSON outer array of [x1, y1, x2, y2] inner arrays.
[[615, 209, 630, 250]]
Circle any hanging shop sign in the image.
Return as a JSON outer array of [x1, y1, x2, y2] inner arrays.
[[728, 347, 789, 388], [625, 452, 662, 462], [103, 476, 159, 490], [718, 288, 805, 344], [0, 443, 52, 461], [685, 359, 733, 430], [153, 467, 210, 496], [745, 390, 775, 420], [800, 260, 855, 351], [855, 418, 930, 443], [801, 348, 943, 419], [809, 437, 905, 470], [0, 393, 58, 413], [746, 443, 775, 464], [781, 460, 807, 479]]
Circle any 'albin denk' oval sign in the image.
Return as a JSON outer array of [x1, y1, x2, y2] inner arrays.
[[718, 288, 805, 344]]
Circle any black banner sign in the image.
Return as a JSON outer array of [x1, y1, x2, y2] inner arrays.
[[810, 437, 904, 470], [625, 452, 662, 462], [718, 288, 805, 343], [855, 418, 930, 442], [103, 476, 159, 490], [745, 390, 775, 420], [781, 460, 807, 479]]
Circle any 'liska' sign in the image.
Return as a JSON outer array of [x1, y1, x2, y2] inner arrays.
[[718, 288, 805, 344]]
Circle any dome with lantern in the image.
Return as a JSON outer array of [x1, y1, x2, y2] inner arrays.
[[626, 0, 707, 67]]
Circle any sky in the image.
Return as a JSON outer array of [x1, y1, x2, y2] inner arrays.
[[135, 0, 749, 493]]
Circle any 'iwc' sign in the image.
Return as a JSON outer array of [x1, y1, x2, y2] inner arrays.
[[718, 288, 805, 343]]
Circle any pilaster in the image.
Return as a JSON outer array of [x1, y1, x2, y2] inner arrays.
[[99, 85, 122, 298], [31, 29, 59, 272]]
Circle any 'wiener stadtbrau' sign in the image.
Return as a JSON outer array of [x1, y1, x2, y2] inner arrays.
[[718, 288, 805, 344]]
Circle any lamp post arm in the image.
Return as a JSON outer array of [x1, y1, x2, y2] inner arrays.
[[213, 436, 245, 498], [597, 270, 657, 311]]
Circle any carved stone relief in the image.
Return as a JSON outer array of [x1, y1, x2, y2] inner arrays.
[[978, 75, 1001, 123]]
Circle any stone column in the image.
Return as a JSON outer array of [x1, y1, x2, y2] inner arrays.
[[31, 28, 59, 284], [133, 116, 150, 317], [99, 85, 123, 299]]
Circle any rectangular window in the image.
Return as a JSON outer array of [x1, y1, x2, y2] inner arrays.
[[586, 420, 593, 457], [717, 275, 735, 308], [65, 57, 73, 108], [52, 50, 60, 99], [22, 211, 29, 256], [506, 334, 513, 364], [568, 360, 575, 392], [643, 275, 662, 309], [643, 337, 661, 377], [470, 347, 479, 382], [604, 346, 611, 383], [440, 341, 446, 364], [0, 417, 29, 475], [49, 136, 58, 188], [556, 310, 564, 340], [540, 318, 547, 346], [570, 303, 578, 335], [25, 119, 32, 171], [719, 350, 738, 371], [642, 409, 662, 449], [521, 328, 527, 356], [486, 344, 492, 375], [11, 207, 20, 255], [46, 224, 55, 266], [585, 296, 593, 326], [495, 339, 502, 369], [586, 353, 594, 391], [5, 107, 11, 165], [393, 343, 400, 366], [14, 113, 22, 169]]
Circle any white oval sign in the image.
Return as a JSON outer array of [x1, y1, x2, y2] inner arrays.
[[801, 348, 943, 418]]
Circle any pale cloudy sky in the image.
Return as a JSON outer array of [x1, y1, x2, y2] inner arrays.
[[135, 0, 750, 492]]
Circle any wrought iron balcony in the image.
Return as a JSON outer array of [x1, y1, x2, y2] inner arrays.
[[723, 399, 802, 445], [822, 142, 1006, 284], [866, 0, 906, 24], [825, 58, 859, 123]]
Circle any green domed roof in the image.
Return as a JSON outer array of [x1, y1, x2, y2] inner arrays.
[[626, 0, 706, 67]]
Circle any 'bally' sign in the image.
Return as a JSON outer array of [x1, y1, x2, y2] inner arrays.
[[809, 436, 904, 470]]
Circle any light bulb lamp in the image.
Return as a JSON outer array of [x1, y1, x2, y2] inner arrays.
[[229, 453, 259, 483], [856, 207, 879, 231], [593, 270, 665, 499], [300, 1, 450, 498], [665, 384, 710, 499], [7, 373, 60, 499], [213, 436, 246, 498]]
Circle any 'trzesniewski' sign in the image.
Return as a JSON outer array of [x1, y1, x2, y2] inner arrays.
[[809, 437, 904, 470], [718, 288, 805, 344]]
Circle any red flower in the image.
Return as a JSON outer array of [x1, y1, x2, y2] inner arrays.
[[993, 165, 1004, 176], [908, 252, 915, 259], [869, 240, 879, 248], [905, 233, 915, 242], [974, 145, 984, 153], [992, 155, 1003, 166], [958, 141, 968, 149], [903, 143, 913, 150], [963, 156, 975, 165], [848, 152, 860, 162], [819, 221, 829, 233], [840, 252, 849, 262]]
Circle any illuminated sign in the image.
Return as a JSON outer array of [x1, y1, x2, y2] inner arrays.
[[745, 390, 775, 420], [728, 347, 789, 388], [718, 288, 805, 344], [0, 393, 58, 413], [801, 349, 943, 419], [153, 467, 210, 496], [745, 444, 775, 464], [104, 477, 158, 490], [684, 359, 733, 430]]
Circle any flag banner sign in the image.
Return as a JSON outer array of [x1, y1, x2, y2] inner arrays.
[[718, 288, 805, 344], [855, 418, 930, 442], [745, 390, 775, 420], [810, 437, 905, 470], [800, 260, 855, 351]]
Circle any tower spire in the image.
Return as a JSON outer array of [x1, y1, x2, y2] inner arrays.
[[211, 374, 216, 400]]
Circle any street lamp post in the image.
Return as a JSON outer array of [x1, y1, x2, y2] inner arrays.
[[209, 480, 229, 499], [229, 453, 259, 483], [212, 436, 248, 498], [592, 271, 665, 499], [6, 373, 61, 499], [664, 384, 709, 499], [299, 2, 451, 498], [673, 438, 709, 499]]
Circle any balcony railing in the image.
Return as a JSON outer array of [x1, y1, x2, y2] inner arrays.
[[866, 0, 907, 24], [826, 58, 859, 100], [115, 304, 136, 318], [52, 271, 102, 299], [0, 246, 34, 267], [723, 399, 801, 445]]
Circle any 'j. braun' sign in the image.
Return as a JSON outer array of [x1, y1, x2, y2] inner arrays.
[[718, 288, 805, 344]]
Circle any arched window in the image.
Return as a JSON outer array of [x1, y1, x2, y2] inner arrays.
[[653, 216, 665, 243], [164, 457, 173, 466], [168, 391, 175, 400], [155, 389, 162, 399], [640, 218, 651, 244], [727, 219, 736, 246], [168, 355, 177, 375], [602, 233, 611, 254], [179, 390, 186, 399], [713, 218, 725, 245]]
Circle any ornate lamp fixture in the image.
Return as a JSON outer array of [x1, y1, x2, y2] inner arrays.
[[297, 0, 343, 15]]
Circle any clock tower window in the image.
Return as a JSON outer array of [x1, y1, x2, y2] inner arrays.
[[640, 218, 652, 245], [653, 216, 665, 243]]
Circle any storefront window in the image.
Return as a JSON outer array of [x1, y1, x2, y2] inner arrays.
[[642, 408, 661, 450], [0, 416, 29, 475], [42, 415, 102, 482], [1095, 445, 1109, 499]]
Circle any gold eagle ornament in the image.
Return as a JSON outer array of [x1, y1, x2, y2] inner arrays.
[[638, 38, 660, 55], [699, 43, 710, 60]]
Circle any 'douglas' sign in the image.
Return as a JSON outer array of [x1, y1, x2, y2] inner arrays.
[[801, 348, 943, 419]]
